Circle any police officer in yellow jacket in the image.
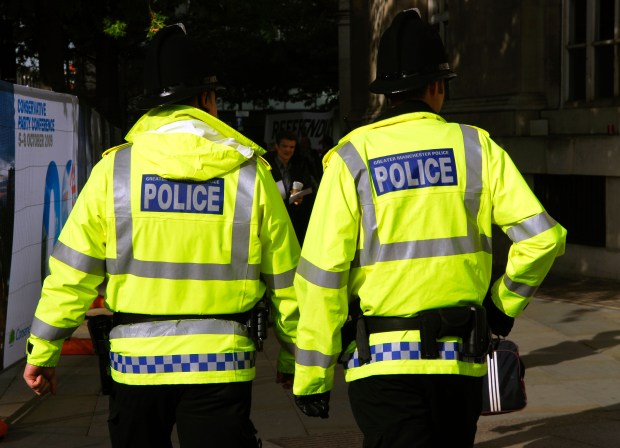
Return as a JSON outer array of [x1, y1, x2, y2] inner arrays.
[[23, 24, 299, 448], [292, 9, 566, 448]]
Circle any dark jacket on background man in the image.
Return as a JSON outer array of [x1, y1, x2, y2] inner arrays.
[[264, 150, 316, 245]]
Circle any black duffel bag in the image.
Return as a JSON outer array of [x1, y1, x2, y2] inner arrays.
[[481, 338, 527, 415]]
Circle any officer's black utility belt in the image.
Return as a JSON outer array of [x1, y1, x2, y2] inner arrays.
[[113, 300, 270, 351], [111, 312, 249, 328], [346, 305, 490, 366]]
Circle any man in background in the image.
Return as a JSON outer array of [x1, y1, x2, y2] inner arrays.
[[264, 130, 317, 245]]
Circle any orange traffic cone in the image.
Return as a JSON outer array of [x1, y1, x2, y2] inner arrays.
[[61, 337, 94, 355], [90, 295, 105, 309], [0, 419, 9, 438]]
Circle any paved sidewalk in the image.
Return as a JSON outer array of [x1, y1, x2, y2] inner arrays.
[[0, 273, 619, 447]]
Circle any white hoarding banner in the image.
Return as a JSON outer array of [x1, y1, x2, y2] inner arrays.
[[4, 85, 78, 367]]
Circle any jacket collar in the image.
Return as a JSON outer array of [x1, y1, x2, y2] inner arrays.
[[374, 99, 438, 122]]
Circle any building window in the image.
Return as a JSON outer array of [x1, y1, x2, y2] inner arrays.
[[566, 0, 619, 101], [534, 174, 605, 247]]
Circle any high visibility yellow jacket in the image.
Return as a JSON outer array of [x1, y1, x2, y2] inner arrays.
[[293, 106, 566, 396], [27, 106, 300, 386]]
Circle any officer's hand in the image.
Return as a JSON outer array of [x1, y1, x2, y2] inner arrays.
[[483, 293, 515, 337], [23, 363, 57, 396], [276, 371, 294, 390], [294, 392, 330, 419]]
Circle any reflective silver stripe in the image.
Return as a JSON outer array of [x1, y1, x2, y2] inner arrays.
[[339, 143, 378, 267], [460, 124, 492, 255], [462, 124, 482, 221], [106, 146, 260, 280], [506, 212, 558, 243], [262, 268, 296, 290], [296, 257, 348, 289], [109, 319, 248, 339], [372, 235, 490, 262], [340, 124, 489, 269], [233, 157, 255, 274], [503, 275, 539, 298], [30, 316, 79, 341], [295, 347, 338, 369], [52, 241, 106, 277], [110, 147, 133, 275]]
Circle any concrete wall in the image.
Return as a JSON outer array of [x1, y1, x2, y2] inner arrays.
[[500, 135, 620, 280]]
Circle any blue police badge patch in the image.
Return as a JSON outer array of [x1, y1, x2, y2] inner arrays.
[[369, 149, 457, 195], [141, 175, 224, 214]]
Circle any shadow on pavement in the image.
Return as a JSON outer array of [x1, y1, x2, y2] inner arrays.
[[521, 330, 620, 368], [476, 403, 620, 448], [537, 275, 620, 309]]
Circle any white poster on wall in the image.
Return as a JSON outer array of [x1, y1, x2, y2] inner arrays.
[[3, 85, 78, 368], [264, 111, 334, 151]]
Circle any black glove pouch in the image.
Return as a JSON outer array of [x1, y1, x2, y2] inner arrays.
[[461, 305, 491, 358], [246, 298, 269, 351], [355, 317, 372, 365]]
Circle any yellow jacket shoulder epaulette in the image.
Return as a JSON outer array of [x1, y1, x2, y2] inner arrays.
[[102, 142, 132, 157], [257, 155, 272, 171]]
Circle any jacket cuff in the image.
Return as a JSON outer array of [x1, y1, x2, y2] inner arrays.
[[25, 335, 63, 367]]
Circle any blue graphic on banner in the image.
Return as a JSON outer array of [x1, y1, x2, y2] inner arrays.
[[61, 159, 76, 224], [41, 161, 61, 283], [369, 148, 458, 195], [141, 175, 224, 214]]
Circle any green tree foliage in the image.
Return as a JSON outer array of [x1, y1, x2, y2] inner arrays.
[[0, 0, 339, 129], [175, 0, 339, 108]]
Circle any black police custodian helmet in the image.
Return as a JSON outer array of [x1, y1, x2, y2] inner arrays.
[[369, 9, 456, 95], [136, 23, 223, 109]]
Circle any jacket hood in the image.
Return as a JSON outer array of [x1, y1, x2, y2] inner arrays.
[[125, 106, 266, 182]]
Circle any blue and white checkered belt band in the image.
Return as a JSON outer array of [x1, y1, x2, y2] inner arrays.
[[346, 341, 468, 369], [110, 351, 256, 374]]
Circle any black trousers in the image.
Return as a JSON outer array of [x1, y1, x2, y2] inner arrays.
[[348, 374, 483, 448], [108, 381, 259, 448]]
